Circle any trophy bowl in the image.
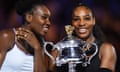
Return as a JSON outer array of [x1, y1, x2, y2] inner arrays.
[[54, 37, 86, 65]]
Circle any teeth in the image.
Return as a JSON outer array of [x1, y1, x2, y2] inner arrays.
[[79, 29, 87, 33], [43, 27, 48, 31]]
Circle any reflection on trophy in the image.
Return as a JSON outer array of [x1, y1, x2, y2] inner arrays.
[[44, 25, 98, 72]]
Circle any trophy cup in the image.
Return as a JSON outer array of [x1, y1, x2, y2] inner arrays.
[[44, 25, 98, 72]]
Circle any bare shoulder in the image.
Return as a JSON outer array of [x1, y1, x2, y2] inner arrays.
[[0, 29, 15, 51], [99, 42, 116, 71], [100, 42, 116, 58], [0, 29, 15, 40], [100, 42, 116, 54]]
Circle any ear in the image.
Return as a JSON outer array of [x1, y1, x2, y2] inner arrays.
[[25, 13, 33, 23]]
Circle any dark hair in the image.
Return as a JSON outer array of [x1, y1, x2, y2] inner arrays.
[[15, 0, 43, 25], [15, 0, 43, 16], [72, 3, 94, 18], [93, 24, 106, 42]]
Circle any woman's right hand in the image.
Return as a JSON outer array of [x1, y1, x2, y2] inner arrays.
[[15, 28, 42, 51]]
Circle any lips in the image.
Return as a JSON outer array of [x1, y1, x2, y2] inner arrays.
[[78, 28, 87, 33], [43, 27, 49, 31], [42, 25, 50, 32]]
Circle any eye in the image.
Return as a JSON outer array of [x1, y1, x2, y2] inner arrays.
[[72, 17, 80, 21], [84, 17, 91, 21], [41, 16, 48, 19]]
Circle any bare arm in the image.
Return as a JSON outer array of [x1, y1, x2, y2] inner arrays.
[[49, 49, 58, 72], [100, 42, 116, 72], [0, 29, 15, 68], [34, 47, 46, 72]]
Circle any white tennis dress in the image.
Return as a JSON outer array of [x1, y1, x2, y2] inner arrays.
[[0, 44, 34, 72], [0, 29, 34, 72]]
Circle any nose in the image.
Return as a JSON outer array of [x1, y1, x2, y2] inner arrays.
[[46, 19, 51, 25], [79, 19, 85, 26]]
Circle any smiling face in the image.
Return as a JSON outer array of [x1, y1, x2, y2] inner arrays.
[[72, 6, 95, 40], [26, 5, 51, 36]]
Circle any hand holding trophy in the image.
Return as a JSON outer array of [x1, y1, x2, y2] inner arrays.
[[44, 25, 98, 72]]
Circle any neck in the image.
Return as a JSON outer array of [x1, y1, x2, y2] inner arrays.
[[82, 34, 95, 44], [21, 24, 31, 30]]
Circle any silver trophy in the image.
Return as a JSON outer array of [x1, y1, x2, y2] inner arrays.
[[44, 25, 98, 72]]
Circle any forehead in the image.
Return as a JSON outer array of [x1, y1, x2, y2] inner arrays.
[[33, 5, 51, 15], [73, 6, 93, 17]]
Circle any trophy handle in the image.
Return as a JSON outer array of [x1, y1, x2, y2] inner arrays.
[[87, 43, 98, 64], [82, 42, 98, 67], [44, 42, 56, 64]]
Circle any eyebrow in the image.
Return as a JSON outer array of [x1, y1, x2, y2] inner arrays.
[[73, 14, 91, 17], [84, 15, 91, 17], [34, 13, 50, 17], [42, 14, 50, 17]]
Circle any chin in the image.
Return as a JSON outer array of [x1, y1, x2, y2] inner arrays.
[[78, 33, 89, 40], [41, 32, 48, 36]]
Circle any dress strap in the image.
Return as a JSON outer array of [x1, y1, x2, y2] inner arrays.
[[12, 28, 17, 40]]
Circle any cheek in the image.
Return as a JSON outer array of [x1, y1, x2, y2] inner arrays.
[[35, 17, 43, 24], [87, 24, 94, 36], [31, 20, 43, 31], [72, 21, 78, 27], [38, 19, 44, 24], [34, 16, 44, 24], [88, 21, 94, 29]]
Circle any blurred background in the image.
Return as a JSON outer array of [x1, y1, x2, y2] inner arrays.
[[0, 0, 120, 72]]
